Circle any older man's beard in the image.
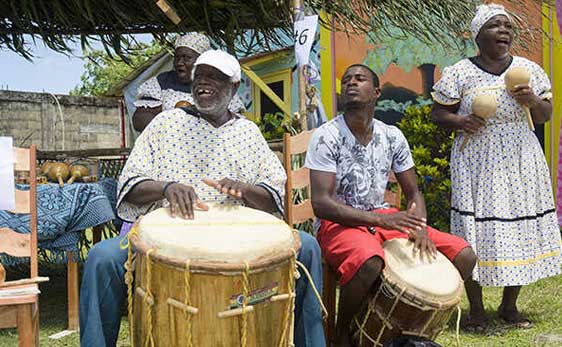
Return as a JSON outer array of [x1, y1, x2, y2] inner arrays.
[[194, 87, 232, 116]]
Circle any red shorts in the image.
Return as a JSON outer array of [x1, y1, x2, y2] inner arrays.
[[317, 208, 470, 286]]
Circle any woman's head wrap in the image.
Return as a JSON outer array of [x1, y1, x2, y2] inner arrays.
[[471, 3, 511, 40]]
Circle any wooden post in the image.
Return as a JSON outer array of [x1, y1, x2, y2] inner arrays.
[[29, 145, 38, 279], [293, 0, 308, 131], [93, 224, 104, 244], [17, 304, 34, 347], [67, 252, 79, 331]]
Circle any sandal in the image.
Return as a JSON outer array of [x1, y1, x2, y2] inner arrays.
[[461, 315, 489, 333], [498, 306, 533, 329], [499, 313, 533, 329]]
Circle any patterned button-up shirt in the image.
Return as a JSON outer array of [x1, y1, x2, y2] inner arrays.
[[117, 108, 285, 222]]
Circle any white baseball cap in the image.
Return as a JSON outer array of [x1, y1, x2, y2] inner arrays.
[[192, 49, 241, 83]]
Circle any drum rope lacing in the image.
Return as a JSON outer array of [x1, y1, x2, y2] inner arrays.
[[278, 250, 296, 347], [295, 260, 328, 320], [184, 259, 193, 347], [455, 306, 461, 347], [352, 283, 463, 347], [143, 249, 156, 347], [122, 227, 158, 347], [124, 231, 136, 347], [353, 287, 406, 347], [353, 284, 383, 345], [167, 262, 194, 347], [241, 261, 250, 347]]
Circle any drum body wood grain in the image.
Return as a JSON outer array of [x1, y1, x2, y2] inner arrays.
[[352, 238, 463, 347], [128, 206, 301, 347]]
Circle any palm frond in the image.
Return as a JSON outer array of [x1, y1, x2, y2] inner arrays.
[[0, 0, 552, 59]]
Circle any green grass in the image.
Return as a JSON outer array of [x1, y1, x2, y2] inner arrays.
[[1, 273, 561, 346], [436, 276, 562, 347], [0, 274, 130, 347]]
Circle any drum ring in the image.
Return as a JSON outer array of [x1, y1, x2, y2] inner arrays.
[[380, 283, 397, 299]]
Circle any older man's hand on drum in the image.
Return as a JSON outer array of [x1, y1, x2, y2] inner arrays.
[[163, 182, 209, 219], [202, 178, 247, 199]]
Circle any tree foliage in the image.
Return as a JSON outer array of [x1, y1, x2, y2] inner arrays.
[[398, 102, 454, 232], [70, 41, 164, 96]]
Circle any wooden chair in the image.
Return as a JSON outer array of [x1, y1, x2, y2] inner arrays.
[[282, 131, 402, 346], [0, 145, 49, 347]]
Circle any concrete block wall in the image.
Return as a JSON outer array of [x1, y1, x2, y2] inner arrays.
[[0, 90, 121, 150]]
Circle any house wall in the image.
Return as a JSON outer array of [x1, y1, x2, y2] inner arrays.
[[0, 90, 121, 150], [324, 0, 547, 124]]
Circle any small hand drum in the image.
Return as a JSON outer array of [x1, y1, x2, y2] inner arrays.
[[352, 238, 463, 347]]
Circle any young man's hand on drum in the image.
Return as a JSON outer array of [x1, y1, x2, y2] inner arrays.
[[163, 182, 209, 219], [376, 202, 426, 235], [377, 202, 437, 260]]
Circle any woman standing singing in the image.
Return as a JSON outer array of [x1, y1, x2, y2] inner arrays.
[[431, 3, 561, 331]]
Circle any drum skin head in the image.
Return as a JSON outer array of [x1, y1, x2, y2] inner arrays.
[[138, 205, 295, 263], [382, 238, 463, 304]]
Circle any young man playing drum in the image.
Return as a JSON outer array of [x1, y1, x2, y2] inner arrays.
[[305, 64, 478, 347], [80, 50, 325, 347]]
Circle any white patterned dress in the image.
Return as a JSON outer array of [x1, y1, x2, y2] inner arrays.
[[432, 56, 562, 286]]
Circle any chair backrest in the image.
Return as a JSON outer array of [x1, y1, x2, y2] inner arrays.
[[0, 145, 38, 278], [283, 130, 315, 225], [384, 171, 402, 209], [283, 131, 402, 226]]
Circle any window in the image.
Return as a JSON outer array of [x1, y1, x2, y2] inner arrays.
[[252, 69, 291, 119]]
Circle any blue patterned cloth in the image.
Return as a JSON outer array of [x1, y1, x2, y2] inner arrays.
[[0, 178, 117, 264]]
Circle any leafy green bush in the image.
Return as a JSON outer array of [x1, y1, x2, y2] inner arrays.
[[253, 112, 299, 141], [397, 102, 454, 231]]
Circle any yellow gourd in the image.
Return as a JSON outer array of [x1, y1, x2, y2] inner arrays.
[[0, 263, 5, 284], [504, 67, 534, 131], [174, 100, 192, 108], [67, 165, 89, 185], [47, 162, 70, 187], [40, 162, 54, 176], [460, 94, 497, 151]]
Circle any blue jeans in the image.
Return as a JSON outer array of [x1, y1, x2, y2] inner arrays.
[[79, 231, 325, 347]]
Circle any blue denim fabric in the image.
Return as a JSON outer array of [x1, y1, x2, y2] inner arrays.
[[79, 231, 325, 347]]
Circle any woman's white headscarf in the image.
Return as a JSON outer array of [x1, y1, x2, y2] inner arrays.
[[470, 3, 512, 40], [174, 32, 211, 54]]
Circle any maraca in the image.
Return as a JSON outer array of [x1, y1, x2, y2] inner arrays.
[[47, 162, 70, 187], [0, 263, 5, 285], [505, 67, 534, 131], [67, 165, 89, 185], [460, 94, 497, 151], [175, 100, 192, 108], [40, 162, 55, 176]]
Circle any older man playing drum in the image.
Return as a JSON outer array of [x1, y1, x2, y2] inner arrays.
[[80, 50, 325, 347], [306, 64, 478, 347]]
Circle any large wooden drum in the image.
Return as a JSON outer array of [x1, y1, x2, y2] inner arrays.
[[127, 205, 301, 347], [351, 238, 463, 346]]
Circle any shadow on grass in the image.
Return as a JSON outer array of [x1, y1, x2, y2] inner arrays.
[[444, 306, 540, 337]]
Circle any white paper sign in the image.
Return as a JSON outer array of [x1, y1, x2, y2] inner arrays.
[[0, 137, 15, 211], [294, 15, 318, 67]]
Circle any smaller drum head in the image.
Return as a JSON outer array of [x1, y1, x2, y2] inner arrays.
[[383, 238, 462, 304], [138, 205, 294, 263]]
